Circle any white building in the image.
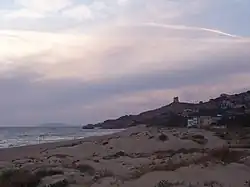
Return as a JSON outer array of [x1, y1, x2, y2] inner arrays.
[[187, 115, 222, 128], [187, 117, 199, 128]]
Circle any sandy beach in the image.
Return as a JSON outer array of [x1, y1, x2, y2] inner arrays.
[[1, 125, 250, 187]]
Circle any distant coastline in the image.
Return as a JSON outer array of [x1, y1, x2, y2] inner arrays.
[[38, 123, 71, 127]]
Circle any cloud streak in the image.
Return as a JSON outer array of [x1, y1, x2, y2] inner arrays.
[[143, 22, 242, 38]]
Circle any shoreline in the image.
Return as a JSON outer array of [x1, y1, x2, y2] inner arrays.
[[1, 125, 250, 187], [0, 129, 125, 161], [0, 127, 123, 150]]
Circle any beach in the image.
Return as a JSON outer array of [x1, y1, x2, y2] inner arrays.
[[0, 127, 121, 148], [1, 125, 250, 187]]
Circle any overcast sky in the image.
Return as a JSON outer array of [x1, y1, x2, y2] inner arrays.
[[0, 0, 250, 126]]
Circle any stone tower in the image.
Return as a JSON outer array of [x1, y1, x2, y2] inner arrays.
[[173, 97, 179, 103]]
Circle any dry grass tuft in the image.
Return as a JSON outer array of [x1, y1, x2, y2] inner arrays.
[[34, 168, 64, 178], [93, 169, 114, 182], [154, 180, 184, 187], [204, 180, 224, 187], [76, 164, 95, 175], [209, 147, 246, 164], [158, 133, 169, 141]]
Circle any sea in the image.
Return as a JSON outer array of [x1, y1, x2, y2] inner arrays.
[[0, 126, 122, 149]]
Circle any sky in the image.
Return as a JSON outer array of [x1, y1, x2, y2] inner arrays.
[[0, 0, 250, 126]]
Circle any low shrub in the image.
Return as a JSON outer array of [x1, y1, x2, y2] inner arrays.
[[158, 133, 168, 141], [76, 164, 95, 175], [35, 168, 64, 178], [0, 169, 40, 187], [155, 180, 184, 187]]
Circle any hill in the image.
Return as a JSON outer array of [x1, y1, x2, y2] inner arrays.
[[83, 90, 250, 129]]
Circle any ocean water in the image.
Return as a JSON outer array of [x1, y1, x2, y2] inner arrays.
[[0, 127, 122, 149]]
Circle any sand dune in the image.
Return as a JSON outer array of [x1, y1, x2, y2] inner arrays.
[[0, 125, 250, 187]]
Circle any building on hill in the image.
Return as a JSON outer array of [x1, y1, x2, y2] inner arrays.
[[182, 108, 199, 117], [220, 113, 250, 127], [200, 116, 214, 128], [187, 115, 222, 128], [187, 117, 199, 128], [221, 100, 234, 109], [187, 109, 222, 128], [246, 109, 250, 114], [234, 104, 247, 110], [245, 95, 250, 102]]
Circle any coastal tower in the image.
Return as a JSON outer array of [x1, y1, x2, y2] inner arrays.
[[173, 97, 179, 103]]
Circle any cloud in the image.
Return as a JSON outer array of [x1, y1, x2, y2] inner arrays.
[[0, 0, 205, 30], [61, 1, 121, 22], [1, 24, 249, 81], [62, 4, 93, 21], [117, 0, 129, 6], [1, 54, 250, 125], [0, 23, 249, 125], [4, 9, 45, 19], [15, 0, 72, 13], [1, 0, 249, 36]]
